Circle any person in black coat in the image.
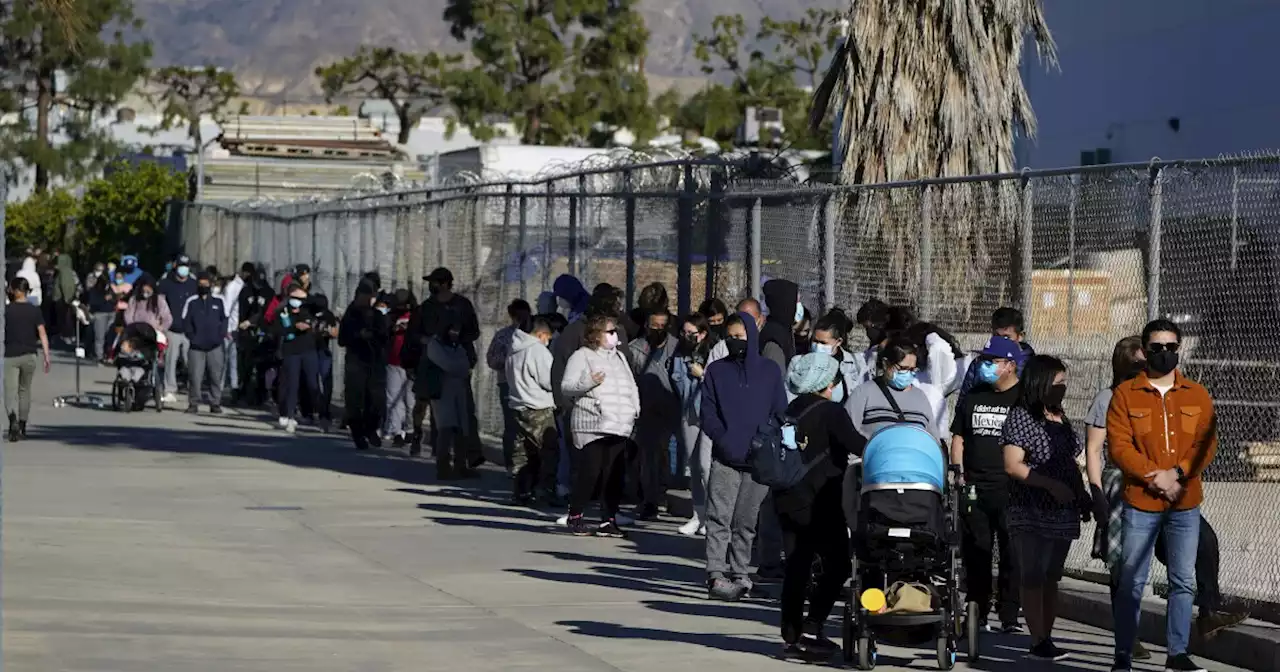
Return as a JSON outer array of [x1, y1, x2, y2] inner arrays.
[[339, 279, 389, 450]]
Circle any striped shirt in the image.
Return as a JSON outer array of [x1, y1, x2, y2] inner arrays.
[[843, 379, 939, 442]]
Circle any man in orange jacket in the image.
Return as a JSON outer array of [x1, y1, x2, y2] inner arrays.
[[1106, 319, 1216, 672]]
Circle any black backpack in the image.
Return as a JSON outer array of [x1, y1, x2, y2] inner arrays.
[[748, 400, 831, 490]]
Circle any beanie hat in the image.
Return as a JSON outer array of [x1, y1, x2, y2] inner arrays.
[[787, 352, 840, 395]]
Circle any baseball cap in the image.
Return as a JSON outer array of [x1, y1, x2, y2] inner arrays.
[[175, 254, 191, 265], [295, 263, 312, 275], [424, 267, 453, 283], [978, 335, 1025, 364]]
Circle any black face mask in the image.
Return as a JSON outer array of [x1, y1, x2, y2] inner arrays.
[[1146, 350, 1179, 376], [726, 338, 749, 361], [1044, 383, 1067, 412], [646, 329, 667, 347], [709, 324, 727, 340], [197, 285, 211, 297], [865, 326, 887, 346], [429, 282, 444, 296]]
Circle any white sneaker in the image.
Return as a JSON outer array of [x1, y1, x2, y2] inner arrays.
[[556, 514, 569, 526], [679, 514, 703, 537], [277, 417, 289, 429], [161, 393, 177, 404], [285, 419, 297, 434], [614, 512, 635, 527]]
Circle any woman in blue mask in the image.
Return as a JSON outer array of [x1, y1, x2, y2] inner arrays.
[[809, 309, 864, 405], [843, 335, 938, 444]]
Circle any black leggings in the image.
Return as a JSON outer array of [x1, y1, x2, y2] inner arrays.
[[780, 482, 852, 644], [569, 435, 629, 521]]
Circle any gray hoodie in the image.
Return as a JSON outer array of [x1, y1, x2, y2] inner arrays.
[[628, 332, 681, 423], [505, 329, 555, 412]]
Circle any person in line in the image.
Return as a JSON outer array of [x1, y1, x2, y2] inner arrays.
[[158, 255, 198, 403], [629, 282, 670, 341], [886, 305, 966, 435], [52, 252, 80, 344], [5, 277, 52, 441], [950, 336, 1027, 634], [310, 293, 339, 430], [793, 305, 813, 355], [560, 313, 640, 537], [339, 280, 390, 451], [425, 311, 476, 480], [956, 306, 1036, 406], [415, 267, 483, 467], [86, 272, 120, 363], [777, 353, 859, 659], [699, 297, 729, 340], [845, 335, 939, 444], [123, 277, 173, 336], [628, 308, 681, 521], [292, 264, 325, 303], [1107, 320, 1218, 672], [221, 262, 247, 398], [232, 263, 270, 405], [759, 278, 801, 372], [487, 299, 533, 471], [670, 312, 715, 536], [16, 255, 43, 306], [506, 317, 558, 504], [270, 284, 322, 432], [384, 289, 418, 446], [701, 312, 788, 600], [809, 309, 864, 404], [181, 272, 228, 415], [854, 298, 891, 382], [1001, 354, 1089, 661]]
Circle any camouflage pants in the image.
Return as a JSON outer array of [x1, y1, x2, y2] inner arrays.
[[514, 407, 559, 496]]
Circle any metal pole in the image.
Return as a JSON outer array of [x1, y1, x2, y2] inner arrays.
[[1066, 175, 1078, 339], [518, 193, 529, 300], [1147, 166, 1164, 321], [544, 182, 554, 291], [435, 201, 445, 268], [676, 162, 695, 317], [195, 133, 206, 201], [1019, 176, 1035, 337], [822, 194, 837, 313], [569, 174, 584, 276], [501, 185, 513, 306], [919, 186, 934, 322], [706, 170, 724, 304], [750, 198, 762, 303], [471, 189, 482, 288], [1230, 166, 1240, 273], [624, 170, 637, 309]]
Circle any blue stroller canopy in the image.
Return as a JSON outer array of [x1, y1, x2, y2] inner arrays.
[[862, 424, 946, 491]]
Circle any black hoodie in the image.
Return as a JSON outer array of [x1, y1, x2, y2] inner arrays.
[[760, 278, 799, 372]]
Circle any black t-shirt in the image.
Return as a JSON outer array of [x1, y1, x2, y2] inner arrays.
[[5, 301, 44, 357], [950, 383, 1020, 487]]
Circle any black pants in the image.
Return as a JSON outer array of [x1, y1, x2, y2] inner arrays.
[[780, 482, 852, 644], [962, 488, 1020, 624], [569, 435, 628, 521], [281, 351, 320, 420], [1155, 514, 1221, 612], [343, 359, 381, 445]]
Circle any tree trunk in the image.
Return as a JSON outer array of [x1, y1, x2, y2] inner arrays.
[[34, 64, 54, 194], [523, 107, 541, 144], [396, 110, 411, 144]]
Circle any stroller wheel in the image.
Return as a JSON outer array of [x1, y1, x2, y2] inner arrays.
[[856, 636, 875, 670], [936, 634, 956, 671], [154, 385, 163, 413], [966, 601, 981, 663], [110, 381, 122, 412], [842, 601, 854, 663], [122, 385, 136, 414]]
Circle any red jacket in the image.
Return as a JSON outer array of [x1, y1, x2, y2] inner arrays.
[[387, 310, 412, 367], [263, 273, 293, 325]]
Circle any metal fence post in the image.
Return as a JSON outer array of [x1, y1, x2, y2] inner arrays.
[[1147, 166, 1164, 322], [677, 162, 695, 317], [919, 185, 934, 321], [501, 185, 513, 306], [570, 174, 585, 276], [544, 182, 555, 291], [624, 169, 637, 308], [1019, 175, 1035, 337], [822, 194, 837, 313], [1230, 165, 1240, 273], [518, 192, 529, 301], [706, 170, 725, 303], [435, 199, 446, 269], [471, 189, 483, 289], [1066, 175, 1079, 338], [750, 198, 762, 302]]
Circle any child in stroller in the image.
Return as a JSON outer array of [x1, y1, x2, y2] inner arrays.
[[112, 323, 166, 412], [841, 423, 972, 670]]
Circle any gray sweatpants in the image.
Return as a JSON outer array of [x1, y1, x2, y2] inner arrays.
[[680, 420, 712, 512], [705, 458, 769, 582], [187, 347, 224, 407], [163, 331, 190, 394], [384, 364, 413, 436], [4, 354, 38, 422]]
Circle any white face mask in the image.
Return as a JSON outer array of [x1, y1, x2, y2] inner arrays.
[[603, 332, 619, 349], [557, 297, 573, 314]]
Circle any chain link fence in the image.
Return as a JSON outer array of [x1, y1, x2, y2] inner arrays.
[[178, 154, 1280, 613]]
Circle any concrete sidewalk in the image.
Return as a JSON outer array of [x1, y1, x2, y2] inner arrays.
[[0, 361, 1252, 671]]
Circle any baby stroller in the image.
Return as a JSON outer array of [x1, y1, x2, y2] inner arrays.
[[111, 323, 166, 413], [841, 424, 969, 670]]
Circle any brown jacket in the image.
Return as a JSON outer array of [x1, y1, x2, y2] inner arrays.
[[1106, 370, 1217, 512]]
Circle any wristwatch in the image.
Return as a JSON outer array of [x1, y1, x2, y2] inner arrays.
[[1173, 465, 1187, 483]]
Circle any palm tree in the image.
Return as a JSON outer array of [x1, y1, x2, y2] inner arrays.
[[809, 0, 1056, 324], [38, 0, 84, 47]]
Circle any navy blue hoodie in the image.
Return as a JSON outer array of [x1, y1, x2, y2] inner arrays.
[[699, 311, 788, 468]]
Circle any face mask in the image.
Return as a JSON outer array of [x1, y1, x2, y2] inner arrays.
[[865, 326, 886, 346], [1044, 383, 1068, 411], [197, 285, 211, 296], [1146, 350, 1178, 376], [812, 342, 835, 356], [141, 290, 154, 299], [829, 374, 846, 404], [889, 370, 916, 390], [557, 297, 573, 314], [726, 338, 748, 361], [603, 331, 619, 349], [978, 360, 1001, 385], [429, 282, 443, 296], [115, 278, 126, 286], [646, 329, 667, 346], [288, 298, 303, 309], [377, 306, 390, 315], [177, 266, 190, 278], [793, 303, 805, 324], [93, 266, 104, 275], [709, 324, 727, 340]]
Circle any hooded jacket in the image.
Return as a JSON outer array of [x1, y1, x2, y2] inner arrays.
[[53, 254, 78, 303], [760, 278, 799, 371], [17, 257, 42, 305], [505, 328, 555, 411], [699, 311, 788, 467], [339, 284, 388, 366], [552, 274, 589, 320]]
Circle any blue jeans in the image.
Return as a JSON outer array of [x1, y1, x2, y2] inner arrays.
[[1113, 504, 1200, 659], [280, 350, 320, 420]]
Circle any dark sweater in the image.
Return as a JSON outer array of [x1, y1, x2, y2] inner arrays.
[[272, 306, 318, 357], [699, 311, 787, 467], [760, 278, 799, 369], [158, 275, 198, 334], [773, 394, 862, 526]]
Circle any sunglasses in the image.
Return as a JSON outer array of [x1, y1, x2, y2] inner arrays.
[[1146, 342, 1180, 354]]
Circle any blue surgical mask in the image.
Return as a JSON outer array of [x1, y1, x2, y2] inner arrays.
[[287, 298, 303, 309], [793, 303, 804, 324], [889, 370, 916, 390], [978, 360, 1000, 384], [812, 342, 836, 356], [176, 265, 190, 278], [377, 306, 390, 315]]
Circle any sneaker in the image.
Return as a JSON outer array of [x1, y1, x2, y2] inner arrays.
[[1027, 639, 1069, 661], [999, 622, 1026, 635], [781, 642, 829, 662], [614, 512, 635, 527], [800, 622, 840, 654], [708, 578, 747, 602], [1111, 655, 1132, 672], [162, 393, 177, 404], [185, 405, 199, 414], [366, 432, 382, 449], [567, 516, 594, 536], [318, 418, 332, 434], [556, 514, 570, 526], [277, 417, 290, 429], [634, 503, 661, 521], [1196, 611, 1248, 641], [285, 419, 297, 434], [392, 433, 406, 448], [678, 515, 703, 537], [1133, 640, 1152, 661], [1164, 653, 1207, 672], [209, 405, 223, 415], [596, 520, 627, 539]]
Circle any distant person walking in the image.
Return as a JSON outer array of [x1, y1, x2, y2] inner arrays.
[[5, 277, 52, 441]]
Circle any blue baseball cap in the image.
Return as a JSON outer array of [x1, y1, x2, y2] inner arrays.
[[979, 335, 1025, 364]]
